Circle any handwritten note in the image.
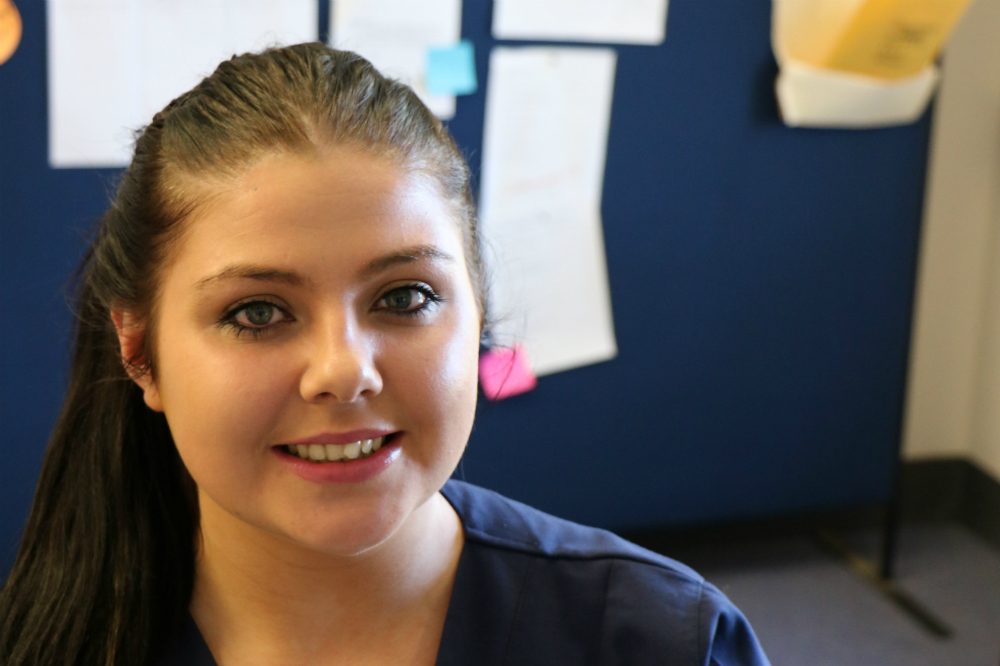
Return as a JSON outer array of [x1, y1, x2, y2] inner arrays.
[[479, 47, 619, 376]]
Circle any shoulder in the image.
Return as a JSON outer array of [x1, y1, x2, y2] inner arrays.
[[442, 478, 703, 577], [440, 480, 770, 666]]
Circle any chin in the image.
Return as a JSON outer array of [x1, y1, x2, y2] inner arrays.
[[306, 525, 397, 558], [275, 497, 415, 558]]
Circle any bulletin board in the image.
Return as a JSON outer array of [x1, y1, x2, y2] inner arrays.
[[0, 0, 932, 576]]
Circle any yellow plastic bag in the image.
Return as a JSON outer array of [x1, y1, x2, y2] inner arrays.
[[825, 0, 974, 79]]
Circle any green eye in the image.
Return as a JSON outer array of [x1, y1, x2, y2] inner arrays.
[[243, 302, 275, 326], [383, 287, 427, 311], [377, 285, 439, 317], [220, 300, 291, 339]]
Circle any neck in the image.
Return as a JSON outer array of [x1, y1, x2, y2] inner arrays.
[[190, 490, 463, 666]]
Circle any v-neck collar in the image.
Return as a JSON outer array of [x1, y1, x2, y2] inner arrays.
[[151, 481, 523, 666]]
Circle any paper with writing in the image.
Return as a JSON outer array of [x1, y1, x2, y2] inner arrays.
[[479, 47, 618, 376]]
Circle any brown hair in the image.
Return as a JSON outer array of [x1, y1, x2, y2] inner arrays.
[[0, 43, 486, 666]]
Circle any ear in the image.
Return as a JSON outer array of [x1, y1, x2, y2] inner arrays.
[[111, 307, 164, 413]]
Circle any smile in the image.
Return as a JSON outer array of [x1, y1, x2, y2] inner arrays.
[[283, 436, 386, 462]]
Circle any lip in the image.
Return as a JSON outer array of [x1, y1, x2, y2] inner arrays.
[[281, 429, 395, 447], [273, 433, 401, 484]]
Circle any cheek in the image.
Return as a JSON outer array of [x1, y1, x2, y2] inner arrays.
[[154, 333, 298, 479], [383, 310, 481, 451]]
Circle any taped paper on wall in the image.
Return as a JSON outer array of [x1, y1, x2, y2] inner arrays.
[[47, 0, 316, 168], [330, 0, 462, 119], [493, 0, 668, 45], [479, 47, 618, 377]]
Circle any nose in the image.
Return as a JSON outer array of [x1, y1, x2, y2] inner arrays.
[[299, 316, 383, 404]]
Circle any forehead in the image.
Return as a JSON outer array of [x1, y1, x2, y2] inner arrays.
[[167, 150, 466, 281]]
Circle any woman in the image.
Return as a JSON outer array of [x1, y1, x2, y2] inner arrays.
[[0, 44, 769, 666]]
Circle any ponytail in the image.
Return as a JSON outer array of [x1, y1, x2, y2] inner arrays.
[[0, 256, 198, 665]]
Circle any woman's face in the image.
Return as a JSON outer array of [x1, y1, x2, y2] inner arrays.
[[138, 149, 481, 556]]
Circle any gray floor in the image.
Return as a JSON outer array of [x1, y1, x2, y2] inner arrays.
[[667, 524, 1000, 666]]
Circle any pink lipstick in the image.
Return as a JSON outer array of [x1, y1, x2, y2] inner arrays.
[[273, 431, 401, 484]]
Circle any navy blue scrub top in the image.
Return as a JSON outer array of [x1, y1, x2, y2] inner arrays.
[[152, 480, 770, 665]]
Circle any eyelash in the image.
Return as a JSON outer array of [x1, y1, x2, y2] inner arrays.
[[218, 284, 442, 339]]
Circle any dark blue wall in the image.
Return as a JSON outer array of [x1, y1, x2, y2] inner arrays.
[[0, 0, 931, 578]]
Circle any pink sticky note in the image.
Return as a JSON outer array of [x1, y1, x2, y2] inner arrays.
[[479, 345, 537, 400]]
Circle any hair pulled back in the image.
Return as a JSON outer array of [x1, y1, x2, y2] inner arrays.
[[0, 43, 485, 666]]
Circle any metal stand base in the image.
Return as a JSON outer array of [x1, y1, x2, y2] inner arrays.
[[814, 529, 952, 638]]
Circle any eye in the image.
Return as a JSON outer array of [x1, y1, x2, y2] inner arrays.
[[376, 285, 440, 316], [383, 287, 425, 311], [220, 299, 292, 338], [240, 302, 279, 326]]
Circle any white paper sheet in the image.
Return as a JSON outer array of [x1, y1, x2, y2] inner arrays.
[[479, 47, 618, 376], [329, 0, 462, 119], [47, 0, 317, 168], [493, 0, 668, 45]]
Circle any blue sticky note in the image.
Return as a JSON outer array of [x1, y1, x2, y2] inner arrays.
[[426, 41, 477, 96]]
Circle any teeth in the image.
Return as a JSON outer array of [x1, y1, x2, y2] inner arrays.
[[286, 436, 390, 463]]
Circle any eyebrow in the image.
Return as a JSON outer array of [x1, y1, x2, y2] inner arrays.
[[358, 244, 456, 280], [194, 245, 456, 290], [194, 266, 304, 290]]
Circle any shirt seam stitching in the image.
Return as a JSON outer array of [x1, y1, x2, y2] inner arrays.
[[463, 528, 704, 580], [593, 558, 615, 665], [500, 555, 533, 666]]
